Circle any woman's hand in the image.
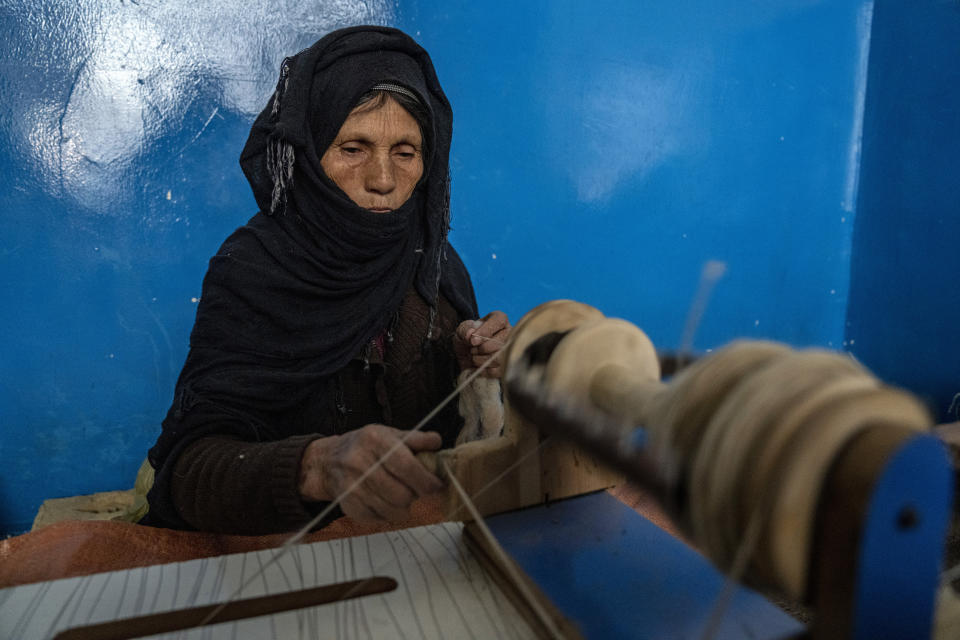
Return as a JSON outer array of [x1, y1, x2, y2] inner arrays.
[[298, 425, 444, 522], [454, 311, 511, 378]]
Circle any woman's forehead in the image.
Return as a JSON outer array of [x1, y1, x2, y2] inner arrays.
[[336, 96, 422, 143]]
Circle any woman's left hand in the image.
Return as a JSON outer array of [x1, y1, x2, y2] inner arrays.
[[454, 311, 510, 378]]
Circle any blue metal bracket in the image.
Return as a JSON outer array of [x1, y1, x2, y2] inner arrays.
[[850, 434, 953, 640]]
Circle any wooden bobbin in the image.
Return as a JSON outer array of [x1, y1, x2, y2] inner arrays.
[[502, 300, 605, 376], [741, 374, 880, 590], [505, 302, 634, 502], [689, 349, 869, 576], [766, 385, 930, 600], [642, 341, 792, 521], [432, 300, 618, 519], [535, 317, 664, 500], [542, 317, 662, 420]]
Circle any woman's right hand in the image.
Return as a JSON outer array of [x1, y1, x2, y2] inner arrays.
[[454, 310, 511, 378], [298, 424, 444, 522]]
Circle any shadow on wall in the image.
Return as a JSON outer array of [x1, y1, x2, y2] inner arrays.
[[844, 0, 960, 422]]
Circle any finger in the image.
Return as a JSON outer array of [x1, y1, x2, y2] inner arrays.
[[363, 466, 416, 508], [337, 449, 411, 523], [471, 342, 508, 374], [369, 426, 444, 492], [360, 474, 415, 521], [470, 342, 507, 366], [387, 454, 445, 497], [479, 311, 510, 334], [470, 312, 510, 346], [456, 319, 482, 344], [483, 365, 504, 378], [367, 500, 410, 523], [373, 469, 417, 503], [471, 330, 510, 356], [372, 424, 441, 452], [403, 429, 442, 452], [380, 444, 445, 496], [471, 337, 506, 356], [340, 495, 383, 522], [475, 358, 504, 378]]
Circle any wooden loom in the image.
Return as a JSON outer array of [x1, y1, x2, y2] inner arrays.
[[1, 299, 955, 639], [436, 299, 955, 640]]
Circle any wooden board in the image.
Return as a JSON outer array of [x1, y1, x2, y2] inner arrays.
[[0, 523, 535, 640]]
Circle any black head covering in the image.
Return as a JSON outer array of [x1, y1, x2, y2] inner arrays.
[[147, 26, 478, 511], [236, 24, 475, 355]]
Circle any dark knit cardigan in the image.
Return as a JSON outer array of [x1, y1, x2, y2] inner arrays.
[[146, 288, 466, 535]]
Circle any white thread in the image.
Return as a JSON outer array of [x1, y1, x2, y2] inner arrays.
[[698, 506, 763, 640], [331, 434, 554, 608], [197, 339, 506, 628], [447, 436, 552, 520], [678, 260, 727, 355], [444, 459, 566, 640]]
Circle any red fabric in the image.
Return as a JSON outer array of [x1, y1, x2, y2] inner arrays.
[[0, 487, 677, 589], [0, 494, 446, 589]]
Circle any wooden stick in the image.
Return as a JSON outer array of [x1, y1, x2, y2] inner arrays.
[[53, 577, 397, 640]]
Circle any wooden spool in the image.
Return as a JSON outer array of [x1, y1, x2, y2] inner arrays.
[[502, 299, 605, 374], [427, 300, 615, 519], [766, 385, 929, 599], [688, 349, 869, 577], [640, 341, 792, 522], [738, 374, 879, 589], [442, 298, 942, 625], [542, 317, 661, 417], [510, 310, 936, 607]]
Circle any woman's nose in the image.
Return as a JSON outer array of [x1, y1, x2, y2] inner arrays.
[[365, 152, 396, 194]]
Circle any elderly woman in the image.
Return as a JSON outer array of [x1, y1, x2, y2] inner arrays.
[[145, 26, 509, 534]]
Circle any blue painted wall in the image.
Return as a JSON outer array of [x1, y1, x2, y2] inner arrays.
[[0, 0, 952, 536], [845, 0, 960, 422], [0, 0, 401, 535], [405, 0, 871, 351]]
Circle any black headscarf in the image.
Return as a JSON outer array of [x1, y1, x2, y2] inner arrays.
[[148, 26, 477, 482]]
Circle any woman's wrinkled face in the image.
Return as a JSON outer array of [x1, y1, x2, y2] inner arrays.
[[320, 95, 424, 212]]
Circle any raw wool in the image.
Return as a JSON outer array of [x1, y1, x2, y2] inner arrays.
[[30, 459, 154, 531], [935, 582, 960, 640], [455, 369, 504, 446]]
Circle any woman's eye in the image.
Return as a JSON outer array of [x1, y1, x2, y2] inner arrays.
[[342, 146, 362, 155]]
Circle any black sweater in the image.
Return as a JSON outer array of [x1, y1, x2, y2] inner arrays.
[[146, 289, 465, 534]]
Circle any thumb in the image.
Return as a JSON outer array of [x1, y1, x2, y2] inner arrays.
[[403, 430, 443, 453], [456, 319, 482, 342]]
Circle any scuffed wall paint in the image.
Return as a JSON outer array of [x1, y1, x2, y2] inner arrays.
[[5, 0, 397, 211]]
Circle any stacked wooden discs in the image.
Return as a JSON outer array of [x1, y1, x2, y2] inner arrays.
[[503, 302, 934, 604], [673, 344, 931, 599]]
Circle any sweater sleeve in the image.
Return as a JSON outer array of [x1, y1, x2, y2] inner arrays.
[[169, 434, 332, 535]]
